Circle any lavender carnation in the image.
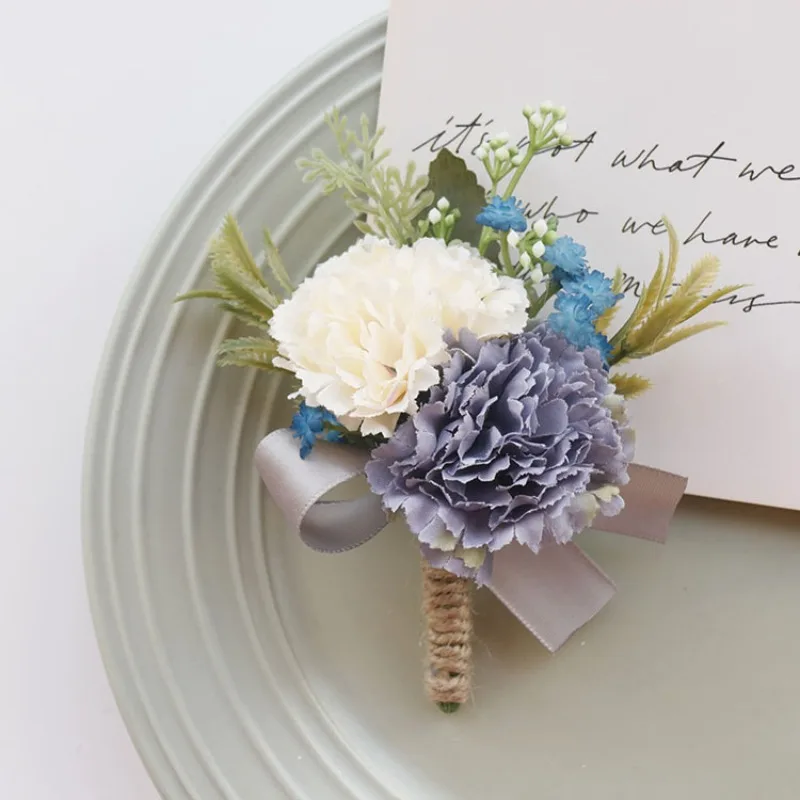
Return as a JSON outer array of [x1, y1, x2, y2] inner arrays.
[[365, 327, 633, 581]]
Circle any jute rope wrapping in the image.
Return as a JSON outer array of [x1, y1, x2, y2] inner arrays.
[[421, 560, 473, 710]]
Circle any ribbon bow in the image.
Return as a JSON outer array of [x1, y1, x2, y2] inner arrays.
[[255, 429, 687, 651]]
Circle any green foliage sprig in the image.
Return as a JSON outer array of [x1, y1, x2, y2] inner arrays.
[[297, 109, 434, 245], [174, 214, 291, 372], [608, 220, 745, 367]]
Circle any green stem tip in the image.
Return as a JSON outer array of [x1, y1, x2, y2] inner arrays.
[[437, 702, 461, 714]]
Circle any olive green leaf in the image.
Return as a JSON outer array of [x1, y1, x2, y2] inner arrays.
[[424, 148, 488, 248]]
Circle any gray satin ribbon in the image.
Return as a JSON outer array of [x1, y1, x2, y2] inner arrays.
[[255, 428, 687, 651]]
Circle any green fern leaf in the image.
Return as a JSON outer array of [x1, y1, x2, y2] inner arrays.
[[623, 294, 697, 352], [297, 108, 432, 244], [656, 219, 680, 305], [610, 262, 658, 349], [610, 218, 733, 365], [213, 265, 276, 320], [624, 254, 719, 352], [218, 336, 277, 358], [262, 229, 293, 294], [611, 217, 682, 353], [353, 218, 376, 235], [173, 289, 227, 303], [217, 337, 280, 370], [648, 320, 725, 354], [668, 254, 720, 306], [610, 372, 652, 398], [637, 250, 666, 322], [609, 267, 625, 294], [219, 303, 272, 331], [677, 283, 747, 324], [211, 215, 265, 286], [217, 355, 280, 371]]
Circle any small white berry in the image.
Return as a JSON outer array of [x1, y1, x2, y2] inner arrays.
[[553, 105, 567, 120], [522, 104, 534, 118], [533, 218, 548, 237], [427, 208, 442, 224], [511, 153, 524, 166], [475, 145, 489, 160], [495, 146, 510, 161], [554, 120, 568, 136], [529, 112, 543, 129], [532, 240, 546, 258], [559, 134, 574, 147], [492, 131, 510, 145], [540, 100, 554, 113], [436, 196, 450, 212], [507, 230, 521, 247], [519, 252, 532, 268], [529, 266, 544, 283]]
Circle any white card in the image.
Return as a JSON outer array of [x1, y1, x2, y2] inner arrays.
[[377, 0, 800, 511]]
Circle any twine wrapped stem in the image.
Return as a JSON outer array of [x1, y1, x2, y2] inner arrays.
[[420, 560, 473, 712]]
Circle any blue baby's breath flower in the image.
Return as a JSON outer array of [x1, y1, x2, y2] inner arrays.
[[547, 260, 621, 365], [548, 291, 613, 364], [549, 292, 595, 340], [588, 329, 612, 363], [544, 235, 588, 282], [475, 195, 528, 232], [291, 401, 344, 459], [563, 269, 624, 315]]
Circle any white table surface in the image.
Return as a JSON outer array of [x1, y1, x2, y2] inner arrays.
[[0, 1, 386, 797]]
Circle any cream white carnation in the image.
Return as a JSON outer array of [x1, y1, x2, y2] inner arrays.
[[270, 236, 529, 437]]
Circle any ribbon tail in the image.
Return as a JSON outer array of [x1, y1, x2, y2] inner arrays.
[[486, 541, 616, 652], [593, 463, 688, 543], [254, 429, 388, 553]]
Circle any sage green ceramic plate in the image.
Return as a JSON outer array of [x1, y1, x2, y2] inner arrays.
[[83, 13, 800, 800]]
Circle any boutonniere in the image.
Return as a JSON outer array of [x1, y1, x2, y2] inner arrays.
[[177, 102, 740, 712]]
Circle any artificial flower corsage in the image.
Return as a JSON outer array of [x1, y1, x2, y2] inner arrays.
[[177, 103, 739, 712]]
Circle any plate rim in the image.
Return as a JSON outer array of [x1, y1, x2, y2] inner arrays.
[[82, 13, 389, 799]]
